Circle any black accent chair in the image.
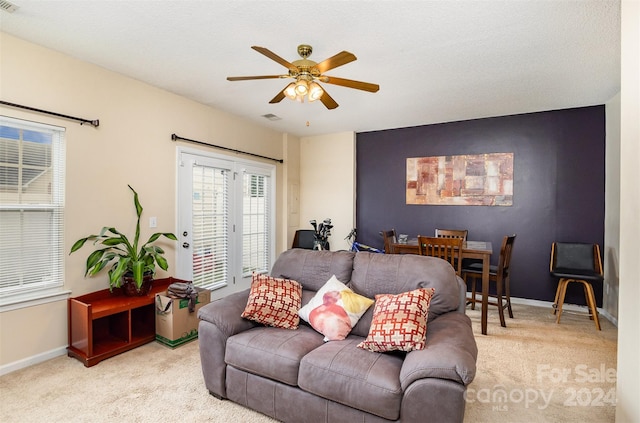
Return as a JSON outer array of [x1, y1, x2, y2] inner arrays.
[[291, 230, 329, 250], [292, 230, 316, 249], [550, 242, 603, 330]]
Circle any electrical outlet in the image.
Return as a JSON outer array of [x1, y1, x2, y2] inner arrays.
[[149, 216, 157, 228]]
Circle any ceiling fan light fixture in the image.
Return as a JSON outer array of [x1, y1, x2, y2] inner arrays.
[[294, 79, 309, 95], [308, 82, 324, 102], [284, 83, 297, 100]]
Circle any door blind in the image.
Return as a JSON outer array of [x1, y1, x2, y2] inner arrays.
[[191, 164, 229, 290], [242, 172, 270, 276]]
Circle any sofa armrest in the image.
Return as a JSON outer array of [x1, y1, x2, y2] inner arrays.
[[198, 288, 257, 337], [198, 288, 257, 399], [400, 312, 477, 389], [456, 275, 467, 313]]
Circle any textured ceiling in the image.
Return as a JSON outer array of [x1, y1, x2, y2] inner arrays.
[[0, 0, 621, 137]]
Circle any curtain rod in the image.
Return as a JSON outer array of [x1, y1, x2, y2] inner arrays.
[[171, 134, 283, 163], [0, 100, 100, 127]]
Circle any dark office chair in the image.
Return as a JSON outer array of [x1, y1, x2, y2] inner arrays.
[[550, 242, 603, 330], [381, 229, 397, 254], [291, 230, 316, 250], [417, 235, 464, 276], [463, 234, 516, 328]]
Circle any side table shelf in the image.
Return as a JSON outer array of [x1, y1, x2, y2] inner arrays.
[[67, 277, 182, 367]]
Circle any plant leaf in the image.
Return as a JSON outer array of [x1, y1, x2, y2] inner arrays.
[[101, 237, 125, 246], [85, 249, 108, 275], [132, 260, 144, 288], [70, 237, 91, 253], [156, 255, 169, 271], [110, 257, 130, 286]]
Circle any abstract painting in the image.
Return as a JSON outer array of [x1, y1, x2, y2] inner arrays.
[[406, 153, 513, 206]]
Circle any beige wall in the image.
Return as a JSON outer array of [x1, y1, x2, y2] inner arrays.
[[616, 1, 640, 422], [0, 32, 291, 368], [299, 132, 356, 252], [604, 93, 620, 321], [282, 133, 301, 249]]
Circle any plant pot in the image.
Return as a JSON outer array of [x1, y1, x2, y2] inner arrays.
[[121, 272, 154, 296]]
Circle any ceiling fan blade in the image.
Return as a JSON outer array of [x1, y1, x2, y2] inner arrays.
[[251, 46, 297, 71], [314, 51, 357, 73], [319, 89, 339, 110], [227, 75, 284, 81], [321, 76, 380, 93], [269, 88, 286, 104]]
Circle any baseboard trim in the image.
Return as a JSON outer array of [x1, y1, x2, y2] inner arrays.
[[0, 346, 67, 376], [469, 295, 618, 327]]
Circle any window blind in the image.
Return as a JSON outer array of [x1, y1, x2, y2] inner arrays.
[[191, 164, 229, 291], [242, 172, 270, 276], [0, 117, 65, 298]]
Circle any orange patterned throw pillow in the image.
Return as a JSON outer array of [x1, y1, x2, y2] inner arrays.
[[357, 288, 435, 353], [241, 273, 302, 329]]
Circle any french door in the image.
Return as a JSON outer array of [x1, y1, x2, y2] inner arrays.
[[176, 148, 275, 300]]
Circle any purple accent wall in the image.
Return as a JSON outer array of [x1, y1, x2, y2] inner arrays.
[[356, 106, 605, 306]]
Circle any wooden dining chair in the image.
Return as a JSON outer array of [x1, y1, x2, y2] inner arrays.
[[435, 228, 468, 241], [381, 229, 397, 254], [463, 234, 516, 328], [549, 242, 603, 330], [417, 235, 464, 276]]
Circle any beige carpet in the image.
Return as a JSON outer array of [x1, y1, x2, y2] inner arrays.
[[0, 303, 617, 423]]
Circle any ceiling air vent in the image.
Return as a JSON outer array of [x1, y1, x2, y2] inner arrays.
[[262, 114, 282, 121], [0, 0, 19, 13]]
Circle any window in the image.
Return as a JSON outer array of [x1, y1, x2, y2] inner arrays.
[[0, 117, 66, 307]]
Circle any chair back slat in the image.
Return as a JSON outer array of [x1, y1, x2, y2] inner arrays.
[[417, 235, 463, 276], [435, 228, 468, 242]]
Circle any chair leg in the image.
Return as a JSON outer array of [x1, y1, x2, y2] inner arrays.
[[504, 276, 513, 319], [581, 283, 594, 321], [496, 277, 506, 327], [464, 273, 478, 310], [552, 279, 564, 315], [555, 278, 570, 324], [583, 281, 602, 331]]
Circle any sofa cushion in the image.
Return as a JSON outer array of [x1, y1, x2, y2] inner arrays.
[[270, 249, 355, 292], [299, 275, 374, 341], [357, 288, 435, 353], [298, 336, 404, 421], [349, 253, 459, 338], [241, 273, 302, 329], [226, 326, 325, 386]]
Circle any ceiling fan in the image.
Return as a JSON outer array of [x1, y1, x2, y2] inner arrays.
[[227, 44, 379, 110]]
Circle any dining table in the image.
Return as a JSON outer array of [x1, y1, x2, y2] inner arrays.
[[390, 239, 494, 335]]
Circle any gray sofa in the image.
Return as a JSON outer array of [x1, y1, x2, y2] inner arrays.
[[198, 249, 478, 423]]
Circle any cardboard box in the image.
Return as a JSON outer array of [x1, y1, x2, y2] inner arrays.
[[155, 287, 211, 348]]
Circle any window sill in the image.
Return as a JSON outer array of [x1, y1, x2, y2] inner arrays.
[[0, 289, 72, 313]]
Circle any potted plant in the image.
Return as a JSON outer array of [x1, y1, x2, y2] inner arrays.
[[70, 185, 177, 295]]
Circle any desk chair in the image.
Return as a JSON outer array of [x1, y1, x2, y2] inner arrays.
[[463, 234, 516, 328], [292, 230, 316, 250], [381, 229, 397, 254], [417, 235, 463, 276], [550, 242, 602, 331]]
